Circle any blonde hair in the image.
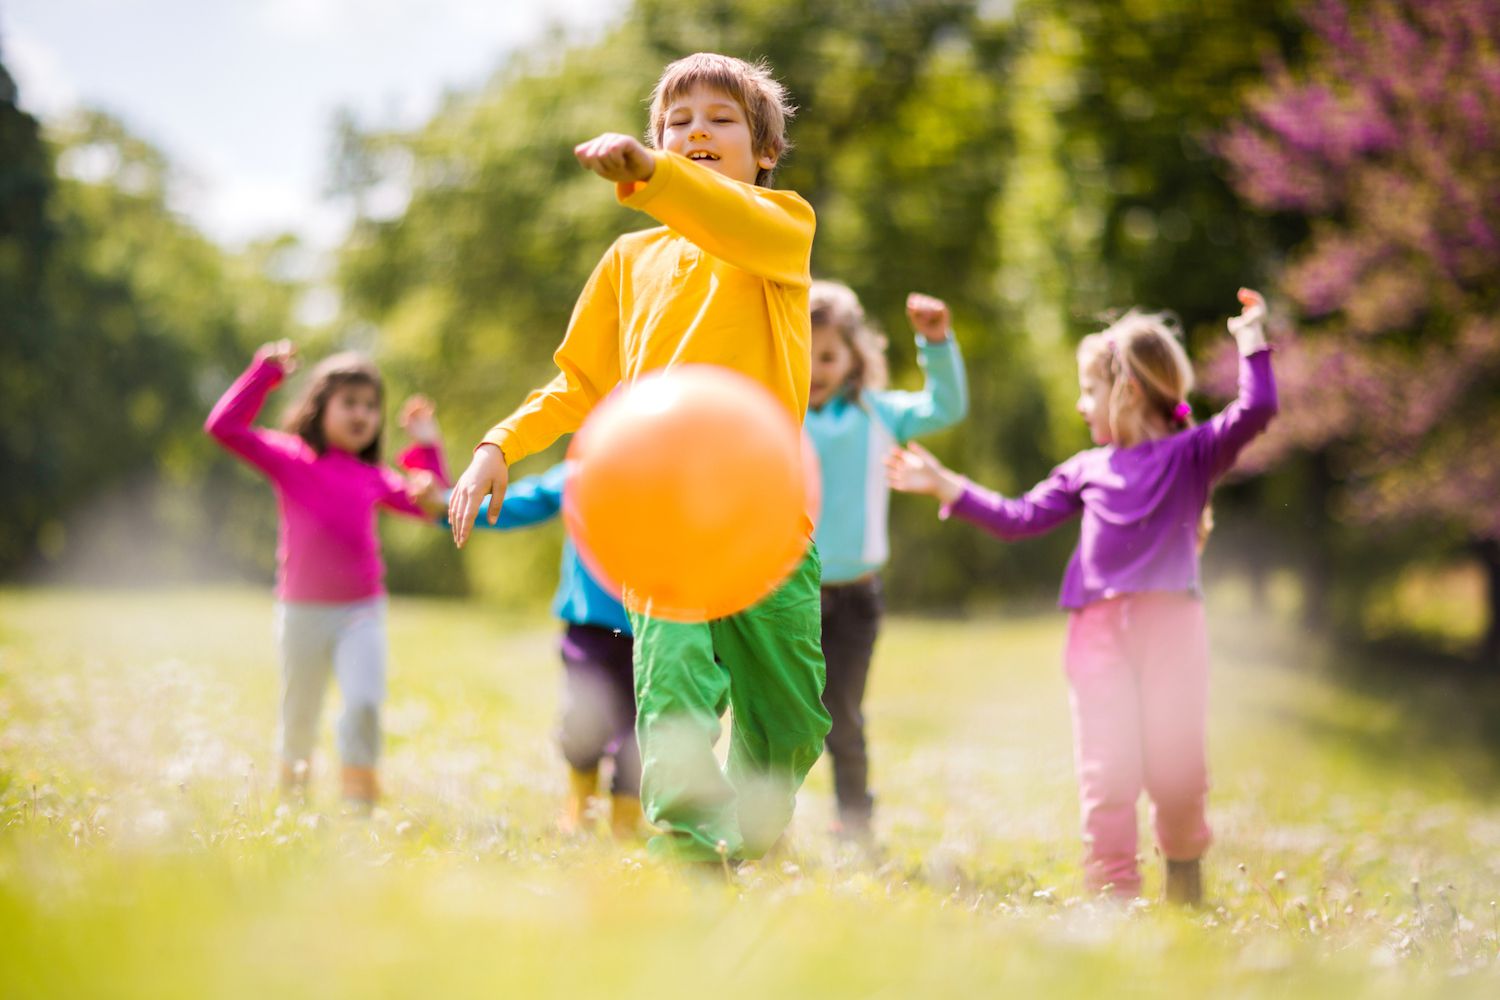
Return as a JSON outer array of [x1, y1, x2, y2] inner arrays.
[[647, 52, 794, 187], [1078, 310, 1213, 545], [810, 279, 888, 400], [1077, 310, 1196, 448]]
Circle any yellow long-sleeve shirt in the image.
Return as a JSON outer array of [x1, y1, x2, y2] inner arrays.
[[480, 150, 816, 465]]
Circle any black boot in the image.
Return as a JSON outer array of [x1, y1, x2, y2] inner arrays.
[[1164, 858, 1203, 906]]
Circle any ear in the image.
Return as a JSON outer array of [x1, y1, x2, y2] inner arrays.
[[757, 151, 778, 171]]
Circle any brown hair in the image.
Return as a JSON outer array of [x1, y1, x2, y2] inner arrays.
[[647, 52, 795, 187], [810, 279, 888, 400], [1078, 310, 1214, 545], [281, 352, 385, 464]]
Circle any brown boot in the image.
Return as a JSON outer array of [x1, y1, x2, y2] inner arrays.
[[559, 767, 598, 837], [341, 765, 379, 812], [609, 793, 651, 842], [280, 759, 310, 802], [1165, 858, 1203, 906]]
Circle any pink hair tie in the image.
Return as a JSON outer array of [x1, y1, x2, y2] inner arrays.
[[1173, 401, 1192, 423]]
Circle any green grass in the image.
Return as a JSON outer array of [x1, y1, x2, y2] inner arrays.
[[2, 586, 1499, 998]]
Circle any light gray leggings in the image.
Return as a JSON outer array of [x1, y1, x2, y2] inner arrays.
[[274, 598, 387, 768]]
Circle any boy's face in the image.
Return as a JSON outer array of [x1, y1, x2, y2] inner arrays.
[[660, 85, 775, 186]]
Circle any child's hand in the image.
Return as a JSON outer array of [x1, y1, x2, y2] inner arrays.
[[906, 293, 951, 343], [255, 339, 298, 374], [399, 395, 441, 445], [885, 442, 966, 505], [1227, 287, 1269, 356], [405, 469, 448, 516], [575, 133, 656, 184], [449, 444, 509, 548]]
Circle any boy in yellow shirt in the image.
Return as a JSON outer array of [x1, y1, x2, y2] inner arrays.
[[449, 52, 830, 864]]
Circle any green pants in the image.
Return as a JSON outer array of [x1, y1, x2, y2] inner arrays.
[[628, 547, 830, 863]]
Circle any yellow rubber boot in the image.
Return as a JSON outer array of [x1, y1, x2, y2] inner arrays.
[[609, 793, 651, 842], [559, 767, 598, 837], [341, 765, 380, 813]]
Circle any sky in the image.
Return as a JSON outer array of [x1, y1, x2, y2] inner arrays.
[[3, 0, 626, 251]]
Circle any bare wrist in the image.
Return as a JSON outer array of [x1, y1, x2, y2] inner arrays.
[[937, 471, 966, 506]]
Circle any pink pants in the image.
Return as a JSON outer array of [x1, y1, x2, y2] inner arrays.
[[1064, 592, 1212, 896]]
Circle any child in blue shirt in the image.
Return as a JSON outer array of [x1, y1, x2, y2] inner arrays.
[[418, 462, 643, 839], [804, 281, 968, 840]]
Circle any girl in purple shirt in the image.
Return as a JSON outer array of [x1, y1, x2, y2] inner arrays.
[[206, 340, 449, 809], [887, 290, 1276, 904]]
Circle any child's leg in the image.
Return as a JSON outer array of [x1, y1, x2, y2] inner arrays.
[[1064, 600, 1146, 896], [274, 602, 335, 768], [628, 612, 737, 862], [331, 598, 388, 770], [819, 578, 882, 832], [712, 548, 831, 858], [1136, 594, 1212, 865], [596, 632, 641, 797], [558, 625, 625, 778]]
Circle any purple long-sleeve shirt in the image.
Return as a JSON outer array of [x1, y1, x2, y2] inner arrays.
[[944, 348, 1277, 609], [205, 355, 448, 602]]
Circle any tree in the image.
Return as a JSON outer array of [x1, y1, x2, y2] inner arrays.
[[0, 98, 303, 583], [0, 56, 60, 572], [1218, 0, 1500, 663]]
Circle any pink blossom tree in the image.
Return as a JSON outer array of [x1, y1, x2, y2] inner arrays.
[[1216, 0, 1500, 664]]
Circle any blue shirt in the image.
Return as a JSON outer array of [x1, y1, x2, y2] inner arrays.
[[805, 335, 968, 584], [456, 462, 631, 635]]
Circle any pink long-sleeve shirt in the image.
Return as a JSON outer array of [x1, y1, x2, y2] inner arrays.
[[945, 349, 1277, 609], [205, 355, 448, 602]]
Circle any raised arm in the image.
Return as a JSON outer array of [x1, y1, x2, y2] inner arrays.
[[875, 294, 969, 443], [1190, 288, 1279, 481], [617, 150, 814, 288], [203, 342, 303, 479]]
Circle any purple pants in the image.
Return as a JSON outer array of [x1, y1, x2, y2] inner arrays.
[[1064, 592, 1212, 896], [559, 623, 640, 795]]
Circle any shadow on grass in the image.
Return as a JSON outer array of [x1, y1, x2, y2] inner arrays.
[[1263, 618, 1500, 797]]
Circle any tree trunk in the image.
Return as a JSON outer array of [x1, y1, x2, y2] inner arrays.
[[1300, 451, 1336, 634], [1477, 538, 1500, 670]]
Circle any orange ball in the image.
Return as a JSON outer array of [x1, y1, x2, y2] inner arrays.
[[564, 365, 820, 622]]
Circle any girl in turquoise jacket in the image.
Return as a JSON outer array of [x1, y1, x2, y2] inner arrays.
[[804, 281, 968, 840]]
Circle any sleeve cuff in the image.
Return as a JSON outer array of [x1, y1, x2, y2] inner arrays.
[[617, 150, 671, 208], [937, 480, 971, 521], [476, 434, 513, 464], [915, 332, 956, 350]]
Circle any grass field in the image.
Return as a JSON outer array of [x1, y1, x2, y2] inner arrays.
[[2, 586, 1499, 998]]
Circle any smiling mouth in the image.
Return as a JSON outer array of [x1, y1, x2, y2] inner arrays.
[[687, 151, 720, 162]]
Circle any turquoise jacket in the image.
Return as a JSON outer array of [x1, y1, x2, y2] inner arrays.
[[459, 462, 631, 636], [805, 335, 968, 584]]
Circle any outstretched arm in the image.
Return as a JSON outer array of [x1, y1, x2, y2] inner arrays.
[[457, 463, 569, 532], [887, 443, 1083, 541], [576, 133, 814, 288]]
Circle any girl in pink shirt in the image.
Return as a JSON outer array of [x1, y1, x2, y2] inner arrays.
[[205, 341, 448, 808]]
